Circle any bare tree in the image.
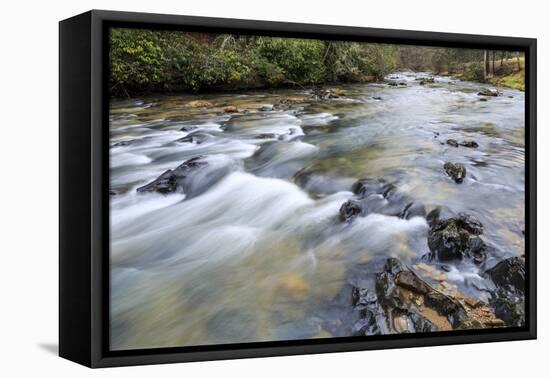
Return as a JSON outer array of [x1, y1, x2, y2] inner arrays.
[[516, 52, 521, 71], [491, 51, 496, 76]]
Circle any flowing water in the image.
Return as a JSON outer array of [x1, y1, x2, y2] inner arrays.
[[109, 72, 525, 350]]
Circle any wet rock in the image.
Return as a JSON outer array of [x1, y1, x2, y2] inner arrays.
[[395, 271, 428, 294], [398, 82, 407, 86], [339, 200, 362, 222], [455, 319, 485, 330], [490, 290, 525, 327], [136, 156, 207, 195], [254, 133, 278, 139], [387, 81, 399, 87], [177, 131, 214, 144], [444, 162, 466, 183], [478, 88, 500, 97], [112, 140, 133, 147], [393, 314, 411, 333], [294, 170, 355, 196], [224, 105, 239, 113], [259, 104, 274, 111], [349, 178, 424, 219], [460, 140, 479, 148], [352, 178, 395, 198], [427, 214, 487, 263], [464, 297, 484, 309], [136, 170, 179, 194], [409, 312, 438, 332], [136, 156, 232, 199], [309, 88, 339, 100], [446, 139, 459, 147], [180, 125, 199, 132], [426, 206, 456, 228], [376, 271, 402, 309], [186, 100, 212, 108], [479, 98, 488, 102], [399, 202, 427, 220], [485, 256, 525, 294], [424, 291, 468, 327], [419, 77, 435, 85], [484, 257, 526, 327], [352, 286, 378, 307], [372, 96, 383, 100]]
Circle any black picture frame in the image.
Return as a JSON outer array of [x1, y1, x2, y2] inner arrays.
[[59, 9, 537, 368]]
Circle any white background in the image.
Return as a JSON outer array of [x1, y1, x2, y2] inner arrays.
[[0, 0, 547, 376]]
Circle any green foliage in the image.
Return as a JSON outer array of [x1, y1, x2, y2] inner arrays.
[[109, 28, 399, 95], [110, 29, 167, 93], [463, 62, 485, 82], [109, 28, 521, 96], [253, 37, 326, 85]]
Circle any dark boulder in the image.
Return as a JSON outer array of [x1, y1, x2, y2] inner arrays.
[[352, 178, 395, 199], [136, 169, 179, 194], [376, 272, 404, 309], [177, 131, 214, 144], [478, 88, 500, 97], [136, 156, 207, 195], [485, 257, 525, 294], [427, 214, 487, 263], [484, 257, 526, 327], [136, 156, 233, 199], [446, 139, 459, 147], [349, 178, 424, 220], [490, 289, 525, 327], [409, 312, 438, 332], [395, 271, 428, 294], [180, 125, 199, 132], [309, 88, 339, 100], [424, 291, 467, 327], [419, 77, 435, 85], [339, 200, 362, 222], [444, 162, 467, 183], [460, 140, 479, 148], [426, 206, 456, 228], [399, 202, 427, 220], [254, 133, 278, 139]]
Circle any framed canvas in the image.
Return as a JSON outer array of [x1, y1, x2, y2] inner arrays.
[[59, 10, 537, 368]]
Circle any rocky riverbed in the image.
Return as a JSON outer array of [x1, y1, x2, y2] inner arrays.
[[109, 72, 525, 350]]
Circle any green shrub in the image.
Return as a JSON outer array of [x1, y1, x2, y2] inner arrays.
[[463, 62, 485, 82]]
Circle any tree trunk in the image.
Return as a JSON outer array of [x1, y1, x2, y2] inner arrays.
[[491, 51, 495, 76], [500, 51, 505, 70], [483, 50, 487, 80], [516, 52, 521, 71]]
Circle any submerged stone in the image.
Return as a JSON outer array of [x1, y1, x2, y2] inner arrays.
[[460, 140, 479, 148], [339, 200, 362, 222], [478, 88, 500, 97], [446, 139, 459, 147], [444, 162, 467, 183]]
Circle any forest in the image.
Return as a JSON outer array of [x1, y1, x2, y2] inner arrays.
[[109, 28, 525, 96]]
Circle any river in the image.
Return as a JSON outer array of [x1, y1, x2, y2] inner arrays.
[[109, 72, 525, 350]]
